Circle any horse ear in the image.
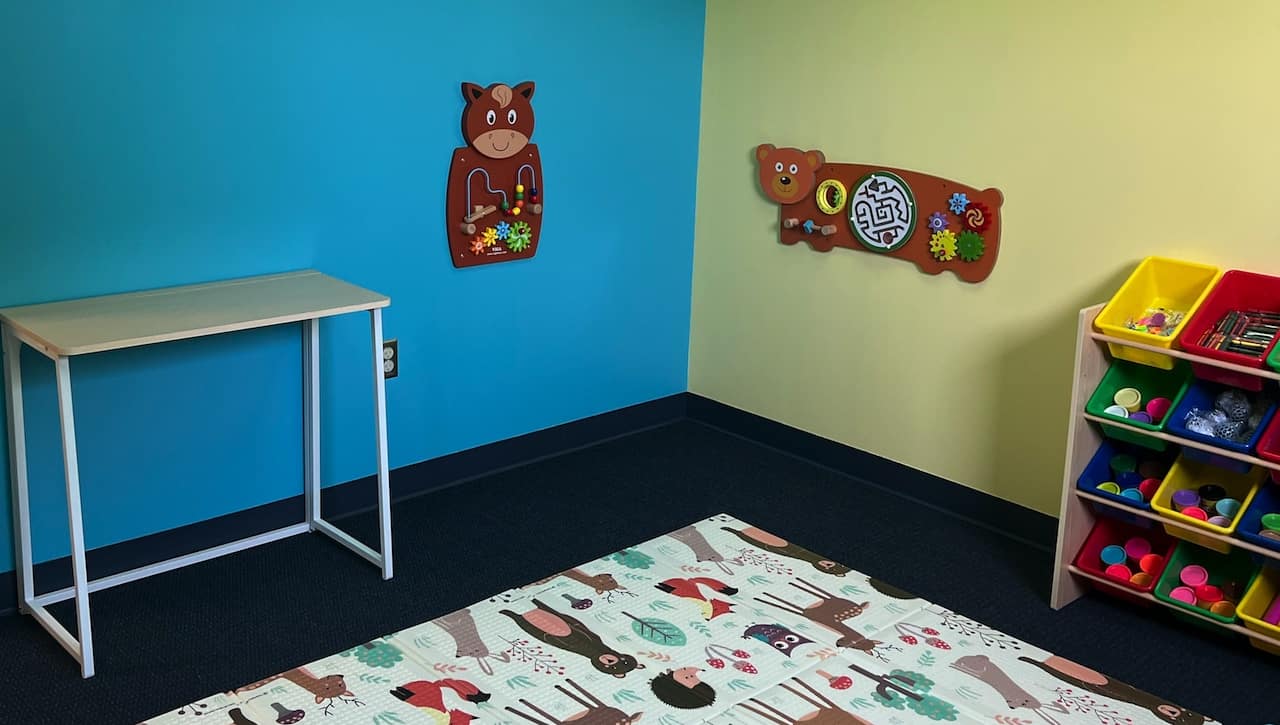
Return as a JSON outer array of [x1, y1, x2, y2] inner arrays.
[[314, 695, 324, 704], [636, 663, 646, 669], [461, 82, 485, 102], [514, 81, 535, 100], [630, 713, 644, 723]]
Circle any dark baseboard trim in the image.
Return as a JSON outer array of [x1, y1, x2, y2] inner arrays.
[[683, 394, 1057, 552], [0, 393, 688, 616], [2, 390, 1056, 617]]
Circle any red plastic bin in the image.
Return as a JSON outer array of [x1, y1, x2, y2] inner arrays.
[[1179, 270, 1280, 391], [1259, 413, 1280, 485], [1072, 516, 1176, 606]]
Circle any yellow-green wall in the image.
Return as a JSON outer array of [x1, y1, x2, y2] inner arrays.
[[690, 1, 1280, 515]]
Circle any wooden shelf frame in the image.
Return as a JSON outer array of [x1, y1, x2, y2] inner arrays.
[[1052, 304, 1280, 654]]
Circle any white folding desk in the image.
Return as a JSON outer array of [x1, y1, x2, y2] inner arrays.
[[0, 270, 394, 678]]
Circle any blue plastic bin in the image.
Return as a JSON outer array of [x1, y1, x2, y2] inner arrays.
[[1075, 439, 1172, 527], [1165, 380, 1278, 473], [1237, 481, 1280, 559]]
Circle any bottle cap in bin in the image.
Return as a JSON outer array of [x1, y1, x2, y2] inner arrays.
[[1104, 405, 1131, 418], [1261, 529, 1280, 541], [1100, 545, 1127, 566], [1129, 412, 1153, 423], [1146, 397, 1172, 423], [1197, 484, 1226, 507], [1109, 454, 1137, 473], [1105, 563, 1132, 581], [1123, 537, 1151, 560], [1214, 498, 1241, 519], [1097, 482, 1122, 494], [1169, 586, 1197, 604], [1194, 584, 1223, 603], [1129, 571, 1153, 587], [1139, 553, 1165, 574], [1120, 488, 1143, 501], [1181, 506, 1208, 521], [1139, 478, 1162, 498], [1171, 489, 1200, 509], [1209, 600, 1236, 618], [1261, 513, 1280, 532], [1179, 564, 1209, 587], [1207, 515, 1231, 527], [1114, 388, 1142, 412]]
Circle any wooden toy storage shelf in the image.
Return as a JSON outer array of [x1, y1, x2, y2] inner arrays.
[[1052, 303, 1280, 653]]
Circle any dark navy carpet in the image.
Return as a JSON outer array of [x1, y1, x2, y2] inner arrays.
[[0, 420, 1275, 722]]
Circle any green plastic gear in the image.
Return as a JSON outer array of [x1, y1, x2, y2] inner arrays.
[[956, 230, 985, 262], [506, 221, 533, 252]]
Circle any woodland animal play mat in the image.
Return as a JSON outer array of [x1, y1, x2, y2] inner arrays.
[[144, 514, 1214, 725]]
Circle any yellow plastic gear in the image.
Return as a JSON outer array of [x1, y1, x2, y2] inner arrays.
[[929, 230, 957, 262], [482, 226, 499, 247]]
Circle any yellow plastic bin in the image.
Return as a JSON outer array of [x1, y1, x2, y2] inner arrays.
[[1150, 454, 1265, 553], [1094, 257, 1222, 369], [1238, 566, 1280, 655]]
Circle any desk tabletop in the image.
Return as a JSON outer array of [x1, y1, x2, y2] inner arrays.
[[0, 270, 389, 356]]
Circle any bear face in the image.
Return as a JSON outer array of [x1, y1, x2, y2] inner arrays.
[[462, 81, 535, 159], [756, 144, 824, 205]]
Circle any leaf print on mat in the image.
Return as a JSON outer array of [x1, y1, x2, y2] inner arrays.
[[623, 612, 687, 647]]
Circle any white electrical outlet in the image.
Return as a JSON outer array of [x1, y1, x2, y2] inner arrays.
[[383, 339, 398, 379]]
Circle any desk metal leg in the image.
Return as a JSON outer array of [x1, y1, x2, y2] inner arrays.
[[370, 308, 393, 580], [2, 328, 34, 614], [303, 319, 320, 529], [308, 310, 393, 579], [55, 356, 95, 677]]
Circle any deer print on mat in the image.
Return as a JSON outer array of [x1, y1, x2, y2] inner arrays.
[[526, 568, 636, 602], [500, 598, 644, 677], [755, 579, 880, 653], [505, 678, 643, 725], [237, 666, 362, 716], [1017, 655, 1208, 725], [722, 525, 851, 576], [435, 608, 511, 676], [951, 655, 1065, 725], [669, 525, 740, 575], [737, 677, 873, 725]]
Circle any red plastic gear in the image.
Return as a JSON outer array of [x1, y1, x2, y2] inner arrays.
[[961, 201, 991, 233]]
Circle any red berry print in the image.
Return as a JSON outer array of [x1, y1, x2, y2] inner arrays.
[[830, 676, 853, 690], [928, 638, 951, 650], [899, 635, 918, 645], [922, 627, 939, 636], [732, 649, 750, 659], [707, 658, 725, 669], [734, 661, 758, 674]]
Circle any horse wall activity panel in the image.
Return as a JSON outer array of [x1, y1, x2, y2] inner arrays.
[[447, 81, 544, 267], [754, 145, 1003, 283]]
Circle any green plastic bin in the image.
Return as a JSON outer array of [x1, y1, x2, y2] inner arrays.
[[1085, 359, 1192, 451], [1153, 542, 1259, 625]]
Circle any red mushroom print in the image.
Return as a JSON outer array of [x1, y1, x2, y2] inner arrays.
[[269, 702, 305, 724], [816, 669, 853, 690]]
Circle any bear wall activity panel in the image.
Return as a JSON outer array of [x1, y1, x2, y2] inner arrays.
[[755, 144, 1003, 283]]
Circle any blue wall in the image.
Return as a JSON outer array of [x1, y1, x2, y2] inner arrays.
[[0, 2, 704, 572]]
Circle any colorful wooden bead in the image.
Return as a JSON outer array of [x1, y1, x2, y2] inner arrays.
[[515, 184, 525, 193], [512, 207, 521, 216], [516, 200, 524, 208]]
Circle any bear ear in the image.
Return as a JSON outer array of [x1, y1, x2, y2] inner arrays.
[[756, 144, 776, 161], [514, 81, 535, 100], [461, 82, 486, 103], [805, 150, 825, 169]]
